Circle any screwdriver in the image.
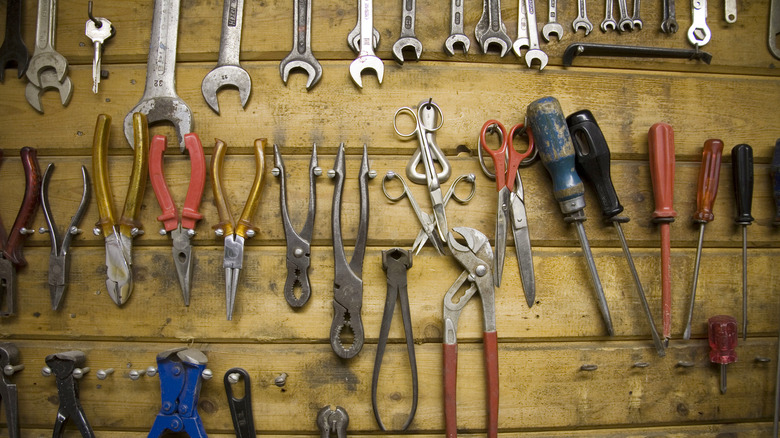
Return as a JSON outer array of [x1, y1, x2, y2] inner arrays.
[[648, 123, 677, 344], [683, 139, 724, 340], [527, 97, 614, 336], [730, 144, 753, 341], [567, 110, 664, 356], [772, 139, 780, 226], [708, 315, 737, 394]]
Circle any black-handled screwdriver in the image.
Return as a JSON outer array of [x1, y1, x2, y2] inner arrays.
[[731, 144, 753, 340]]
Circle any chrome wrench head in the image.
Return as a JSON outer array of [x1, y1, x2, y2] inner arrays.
[[445, 34, 471, 55], [617, 0, 633, 31], [280, 55, 323, 89], [25, 68, 72, 113], [280, 0, 322, 89], [26, 0, 67, 87], [123, 96, 192, 152], [392, 38, 423, 64], [474, 0, 513, 56], [201, 0, 250, 113], [687, 0, 711, 47], [541, 22, 564, 41], [26, 52, 68, 87], [201, 65, 252, 114], [392, 0, 422, 63], [350, 0, 383, 87], [631, 0, 642, 29], [600, 0, 616, 31], [445, 0, 470, 55], [523, 0, 548, 70], [572, 0, 593, 36], [513, 0, 530, 57]]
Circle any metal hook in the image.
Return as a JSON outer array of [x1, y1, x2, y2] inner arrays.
[[87, 2, 102, 28]]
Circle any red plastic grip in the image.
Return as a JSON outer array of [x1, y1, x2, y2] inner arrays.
[[149, 135, 179, 232], [2, 147, 42, 268], [443, 342, 458, 438], [181, 133, 206, 230], [693, 139, 724, 223], [708, 315, 737, 365], [648, 123, 677, 220], [484, 331, 499, 438]]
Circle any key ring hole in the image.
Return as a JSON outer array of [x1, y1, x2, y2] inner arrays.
[[382, 171, 410, 203]]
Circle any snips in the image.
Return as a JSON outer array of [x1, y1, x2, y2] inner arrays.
[[478, 120, 536, 308], [211, 139, 265, 320], [148, 347, 209, 438], [330, 144, 372, 359], [0, 343, 21, 438], [273, 144, 320, 308], [443, 227, 498, 438], [40, 163, 90, 310], [149, 133, 206, 306], [0, 147, 42, 317], [45, 350, 95, 438], [92, 113, 149, 306]]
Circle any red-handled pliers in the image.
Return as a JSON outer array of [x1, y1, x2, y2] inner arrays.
[[149, 134, 206, 306], [443, 227, 498, 438]]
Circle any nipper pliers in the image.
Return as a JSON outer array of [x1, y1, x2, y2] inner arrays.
[[92, 113, 149, 306]]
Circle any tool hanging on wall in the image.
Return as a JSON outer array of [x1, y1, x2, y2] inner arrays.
[[43, 350, 94, 437], [0, 0, 30, 81], [225, 368, 256, 438], [708, 315, 737, 394], [85, 1, 115, 94], [25, 0, 73, 112], [0, 343, 21, 438], [280, 0, 322, 88], [317, 405, 349, 437], [730, 144, 753, 340]]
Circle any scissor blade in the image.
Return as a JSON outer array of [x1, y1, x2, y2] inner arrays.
[[171, 228, 194, 306], [494, 188, 510, 286], [510, 192, 535, 307], [429, 188, 448, 244]]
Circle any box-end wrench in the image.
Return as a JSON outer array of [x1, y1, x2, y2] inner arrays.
[[25, 68, 72, 113], [771, 0, 780, 59], [632, 0, 642, 29], [0, 0, 29, 81], [687, 0, 711, 47], [349, 0, 383, 87], [202, 0, 252, 114], [617, 0, 633, 31], [541, 0, 564, 41], [475, 0, 513, 56], [572, 0, 593, 35], [601, 0, 617, 31], [392, 0, 423, 63], [280, 0, 322, 88], [513, 0, 530, 57], [524, 0, 548, 69], [661, 0, 678, 33], [26, 0, 68, 87], [724, 0, 736, 23], [124, 0, 192, 152], [444, 0, 470, 54]]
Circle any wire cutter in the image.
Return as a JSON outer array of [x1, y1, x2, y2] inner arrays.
[[443, 227, 498, 438], [40, 163, 90, 310], [0, 343, 21, 438], [149, 134, 206, 306], [148, 347, 208, 438], [0, 147, 42, 317], [330, 143, 372, 359], [211, 139, 265, 320], [45, 350, 95, 438], [478, 120, 536, 308], [92, 113, 149, 306], [273, 144, 320, 308]]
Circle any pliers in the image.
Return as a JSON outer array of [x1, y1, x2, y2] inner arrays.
[[46, 350, 95, 437], [149, 134, 206, 306], [0, 343, 21, 438], [273, 144, 319, 308], [211, 139, 265, 320], [443, 227, 498, 438], [0, 147, 42, 317], [40, 163, 90, 310], [92, 113, 149, 306], [148, 347, 208, 438]]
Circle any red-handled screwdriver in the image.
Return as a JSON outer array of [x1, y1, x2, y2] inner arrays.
[[708, 315, 737, 394], [684, 139, 724, 340]]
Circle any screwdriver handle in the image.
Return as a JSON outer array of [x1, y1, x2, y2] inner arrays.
[[527, 97, 586, 215], [567, 110, 624, 218], [708, 315, 738, 365], [772, 139, 780, 226], [693, 139, 724, 223], [647, 123, 677, 222], [731, 144, 754, 225]]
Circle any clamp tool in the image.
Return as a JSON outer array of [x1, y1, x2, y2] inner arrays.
[[225, 368, 256, 438], [149, 134, 206, 306], [148, 347, 209, 438], [0, 147, 42, 317], [92, 113, 149, 306], [273, 144, 320, 308], [45, 350, 94, 437], [317, 406, 349, 437], [0, 343, 21, 438], [40, 163, 90, 310], [211, 139, 265, 320], [443, 227, 498, 438], [330, 144, 372, 359]]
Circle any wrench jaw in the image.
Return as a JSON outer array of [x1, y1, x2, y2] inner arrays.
[[512, 38, 530, 58], [572, 19, 594, 35], [661, 18, 679, 33], [280, 57, 323, 90], [600, 19, 617, 32], [525, 50, 549, 70], [618, 17, 633, 32], [24, 70, 73, 113], [392, 39, 423, 64], [541, 23, 564, 42], [349, 56, 384, 88], [25, 53, 68, 88], [200, 65, 252, 114], [123, 98, 193, 153], [477, 35, 513, 57], [444, 35, 471, 55], [0, 43, 29, 82]]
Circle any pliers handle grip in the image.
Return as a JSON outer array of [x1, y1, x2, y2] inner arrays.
[[210, 139, 265, 238], [149, 134, 206, 232], [0, 147, 42, 268]]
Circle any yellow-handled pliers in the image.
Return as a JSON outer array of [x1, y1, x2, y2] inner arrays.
[[92, 113, 149, 306], [211, 139, 265, 320]]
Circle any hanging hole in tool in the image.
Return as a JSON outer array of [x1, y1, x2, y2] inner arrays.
[[87, 1, 102, 28], [177, 251, 187, 263], [292, 269, 303, 301], [572, 130, 591, 155], [229, 375, 246, 398], [339, 315, 356, 348]]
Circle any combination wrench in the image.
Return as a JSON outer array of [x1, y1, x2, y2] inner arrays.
[[632, 0, 642, 29], [124, 0, 192, 152], [26, 0, 68, 87], [572, 0, 593, 35], [513, 0, 530, 57], [617, 0, 633, 31], [541, 0, 564, 41], [202, 0, 252, 114], [524, 0, 548, 69], [25, 68, 72, 113], [0, 0, 29, 81], [281, 0, 322, 88], [349, 0, 384, 87], [771, 0, 780, 59], [444, 0, 470, 54], [392, 0, 423, 63], [601, 0, 617, 31], [687, 0, 711, 47], [661, 0, 678, 33], [474, 0, 513, 56]]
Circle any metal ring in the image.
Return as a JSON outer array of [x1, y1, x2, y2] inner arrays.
[[393, 106, 421, 139], [381, 171, 411, 203], [448, 174, 477, 204], [416, 99, 445, 133]]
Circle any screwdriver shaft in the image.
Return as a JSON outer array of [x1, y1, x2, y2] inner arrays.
[[574, 220, 614, 336], [720, 363, 727, 394], [684, 223, 706, 340], [660, 222, 672, 342], [741, 225, 748, 341]]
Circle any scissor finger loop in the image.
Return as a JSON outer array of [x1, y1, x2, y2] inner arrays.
[[445, 173, 477, 204], [381, 171, 413, 203], [393, 106, 421, 138]]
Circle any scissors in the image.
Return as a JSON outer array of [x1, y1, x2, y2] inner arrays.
[[382, 171, 476, 255], [478, 119, 537, 308]]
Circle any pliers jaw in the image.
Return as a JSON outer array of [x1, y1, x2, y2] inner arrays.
[[170, 227, 194, 306], [104, 233, 133, 306], [47, 255, 68, 311], [223, 234, 245, 321]]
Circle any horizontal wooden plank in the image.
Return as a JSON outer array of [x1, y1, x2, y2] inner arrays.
[[6, 339, 778, 432]]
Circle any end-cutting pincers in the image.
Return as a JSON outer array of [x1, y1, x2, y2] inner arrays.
[[0, 343, 21, 438]]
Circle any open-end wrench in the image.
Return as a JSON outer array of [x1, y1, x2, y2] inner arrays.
[[0, 0, 29, 81], [661, 0, 678, 33], [572, 0, 593, 35], [687, 0, 711, 47], [202, 0, 251, 114], [475, 0, 513, 56], [124, 0, 192, 152], [524, 0, 548, 68], [601, 0, 617, 31], [513, 0, 530, 57], [724, 0, 736, 23], [347, 17, 379, 52], [632, 0, 642, 29], [392, 0, 423, 63], [26, 0, 68, 87], [25, 68, 72, 113], [280, 0, 322, 88], [349, 0, 383, 87], [542, 0, 564, 41], [445, 0, 470, 54], [617, 0, 633, 31], [771, 0, 780, 59]]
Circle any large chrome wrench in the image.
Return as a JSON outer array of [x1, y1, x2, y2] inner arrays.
[[475, 0, 513, 56], [687, 0, 711, 47], [524, 0, 548, 69], [124, 0, 192, 152], [349, 0, 384, 87], [572, 0, 593, 35], [513, 0, 530, 57], [392, 0, 423, 63], [541, 0, 564, 41], [280, 0, 322, 88], [444, 0, 470, 54], [201, 0, 252, 114], [26, 0, 68, 87]]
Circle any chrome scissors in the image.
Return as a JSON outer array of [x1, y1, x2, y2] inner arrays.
[[478, 120, 537, 308]]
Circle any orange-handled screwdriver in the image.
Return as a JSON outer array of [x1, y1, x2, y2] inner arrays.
[[683, 139, 724, 340], [648, 123, 677, 345]]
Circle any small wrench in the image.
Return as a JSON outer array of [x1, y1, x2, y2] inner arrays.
[[280, 0, 322, 88], [572, 0, 593, 35], [524, 0, 548, 69], [25, 68, 72, 113], [541, 0, 564, 41], [724, 0, 736, 23], [347, 16, 379, 53], [632, 0, 642, 29], [687, 0, 711, 47], [601, 0, 617, 31], [26, 0, 68, 87], [661, 0, 678, 33], [392, 0, 423, 63], [513, 0, 530, 57], [124, 0, 192, 151], [771, 0, 780, 59], [474, 0, 513, 56], [617, 0, 633, 31], [0, 0, 29, 81], [444, 0, 470, 54], [349, 0, 384, 87]]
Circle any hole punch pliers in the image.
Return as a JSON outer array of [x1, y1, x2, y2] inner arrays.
[[46, 350, 95, 438], [40, 163, 90, 310], [92, 113, 149, 306], [0, 147, 42, 317], [149, 133, 206, 306], [211, 139, 265, 320], [148, 347, 209, 438]]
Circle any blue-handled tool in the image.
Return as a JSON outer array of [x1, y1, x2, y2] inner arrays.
[[148, 347, 209, 438]]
